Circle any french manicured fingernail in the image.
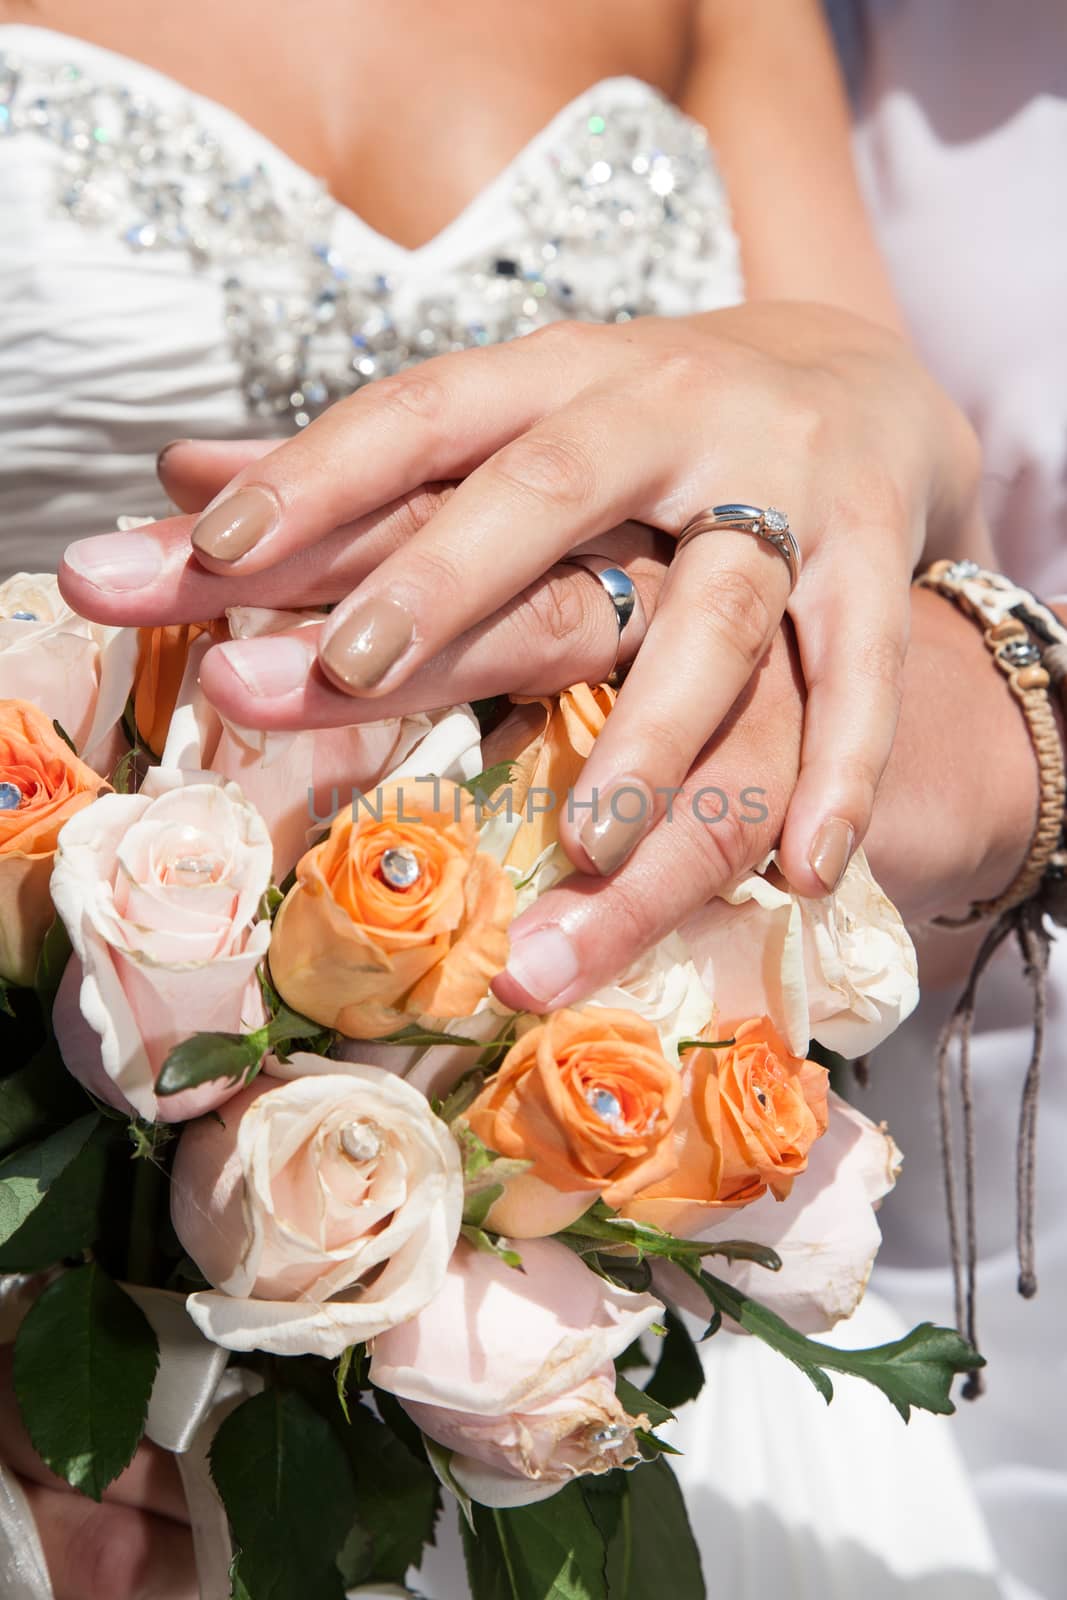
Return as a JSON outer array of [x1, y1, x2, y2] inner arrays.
[[810, 817, 855, 893], [321, 598, 415, 691], [63, 532, 164, 590], [504, 926, 581, 1008], [192, 485, 279, 562], [579, 778, 654, 876], [216, 637, 312, 699]]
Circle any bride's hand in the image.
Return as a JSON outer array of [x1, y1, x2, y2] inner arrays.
[[60, 300, 984, 894], [0, 1351, 195, 1599]]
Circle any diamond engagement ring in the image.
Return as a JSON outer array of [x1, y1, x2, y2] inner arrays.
[[674, 504, 801, 590], [558, 554, 644, 674]]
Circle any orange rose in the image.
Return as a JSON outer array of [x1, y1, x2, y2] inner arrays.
[[134, 622, 223, 756], [466, 1007, 683, 1237], [623, 1016, 829, 1236], [0, 700, 107, 985], [268, 779, 515, 1038], [480, 684, 614, 874]]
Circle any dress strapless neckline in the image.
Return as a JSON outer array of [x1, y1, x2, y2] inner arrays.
[[0, 21, 673, 264]]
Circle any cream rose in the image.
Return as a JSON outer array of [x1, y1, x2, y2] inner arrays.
[[171, 1056, 464, 1358], [585, 932, 712, 1063], [682, 849, 918, 1060], [50, 774, 273, 1122], [162, 607, 482, 876], [0, 572, 136, 774], [654, 1093, 901, 1334], [370, 1236, 661, 1507]]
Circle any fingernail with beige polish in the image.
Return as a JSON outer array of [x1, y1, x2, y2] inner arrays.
[[579, 778, 654, 876], [810, 817, 855, 893], [192, 485, 279, 562], [320, 598, 416, 691]]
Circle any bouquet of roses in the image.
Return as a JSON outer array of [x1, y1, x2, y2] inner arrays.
[[0, 570, 981, 1600]]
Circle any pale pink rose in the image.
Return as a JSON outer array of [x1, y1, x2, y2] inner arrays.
[[370, 1237, 662, 1507], [682, 849, 918, 1060], [162, 607, 483, 876], [0, 572, 136, 773], [654, 1093, 901, 1334], [171, 1056, 463, 1358], [50, 775, 272, 1122]]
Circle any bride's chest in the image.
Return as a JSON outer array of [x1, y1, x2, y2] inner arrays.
[[9, 0, 692, 248]]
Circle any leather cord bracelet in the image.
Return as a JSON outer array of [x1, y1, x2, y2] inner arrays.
[[917, 558, 1067, 929], [913, 558, 1067, 1390]]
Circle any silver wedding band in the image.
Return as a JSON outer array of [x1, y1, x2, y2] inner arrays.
[[675, 503, 801, 591], [558, 554, 644, 674]]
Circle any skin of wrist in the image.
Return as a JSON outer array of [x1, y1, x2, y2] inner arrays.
[[864, 586, 1043, 925]]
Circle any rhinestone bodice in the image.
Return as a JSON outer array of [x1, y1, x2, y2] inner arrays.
[[0, 25, 743, 567]]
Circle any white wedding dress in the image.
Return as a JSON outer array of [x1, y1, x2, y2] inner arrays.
[[0, 19, 1051, 1600]]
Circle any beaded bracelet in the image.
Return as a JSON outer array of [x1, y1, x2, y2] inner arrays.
[[916, 558, 1067, 928]]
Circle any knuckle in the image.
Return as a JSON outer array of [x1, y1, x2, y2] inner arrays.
[[685, 796, 751, 887], [688, 566, 775, 668], [849, 629, 907, 697], [76, 1509, 144, 1600], [374, 369, 450, 426], [489, 433, 597, 513], [526, 318, 597, 362], [650, 345, 709, 394], [583, 878, 657, 966], [377, 482, 455, 553], [535, 570, 601, 650], [407, 540, 467, 597]]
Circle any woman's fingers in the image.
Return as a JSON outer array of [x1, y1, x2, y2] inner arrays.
[[0, 1351, 188, 1523], [558, 523, 791, 875], [21, 1480, 197, 1600], [185, 334, 584, 574], [157, 438, 277, 514], [777, 557, 910, 894], [199, 525, 667, 730], [492, 624, 804, 1010]]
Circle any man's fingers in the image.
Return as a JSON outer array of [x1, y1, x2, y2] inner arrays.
[[492, 627, 804, 1010], [58, 486, 459, 625], [157, 439, 277, 513], [199, 525, 668, 730], [559, 524, 790, 875], [21, 1480, 197, 1600], [311, 388, 673, 700]]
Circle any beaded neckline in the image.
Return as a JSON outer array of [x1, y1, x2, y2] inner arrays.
[[0, 26, 742, 430]]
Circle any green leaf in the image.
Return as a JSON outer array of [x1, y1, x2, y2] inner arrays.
[[646, 1311, 705, 1411], [583, 1461, 705, 1599], [211, 1389, 360, 1600], [13, 1264, 159, 1499], [463, 1480, 608, 1600], [155, 1028, 268, 1097], [696, 1270, 983, 1417], [0, 1114, 112, 1270], [0, 1042, 88, 1159], [461, 760, 515, 799], [423, 1437, 475, 1534], [381, 1022, 495, 1050], [614, 1375, 674, 1433], [336, 1401, 441, 1584], [33, 916, 71, 1007], [51, 719, 77, 754], [562, 1206, 782, 1275], [334, 1345, 358, 1425], [110, 746, 140, 795], [461, 1224, 523, 1270], [0, 979, 15, 1018], [676, 1036, 735, 1054]]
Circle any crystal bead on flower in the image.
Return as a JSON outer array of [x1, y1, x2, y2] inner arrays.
[[340, 1121, 383, 1163], [154, 824, 228, 887], [586, 1086, 630, 1134], [380, 846, 421, 890], [0, 782, 22, 810]]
